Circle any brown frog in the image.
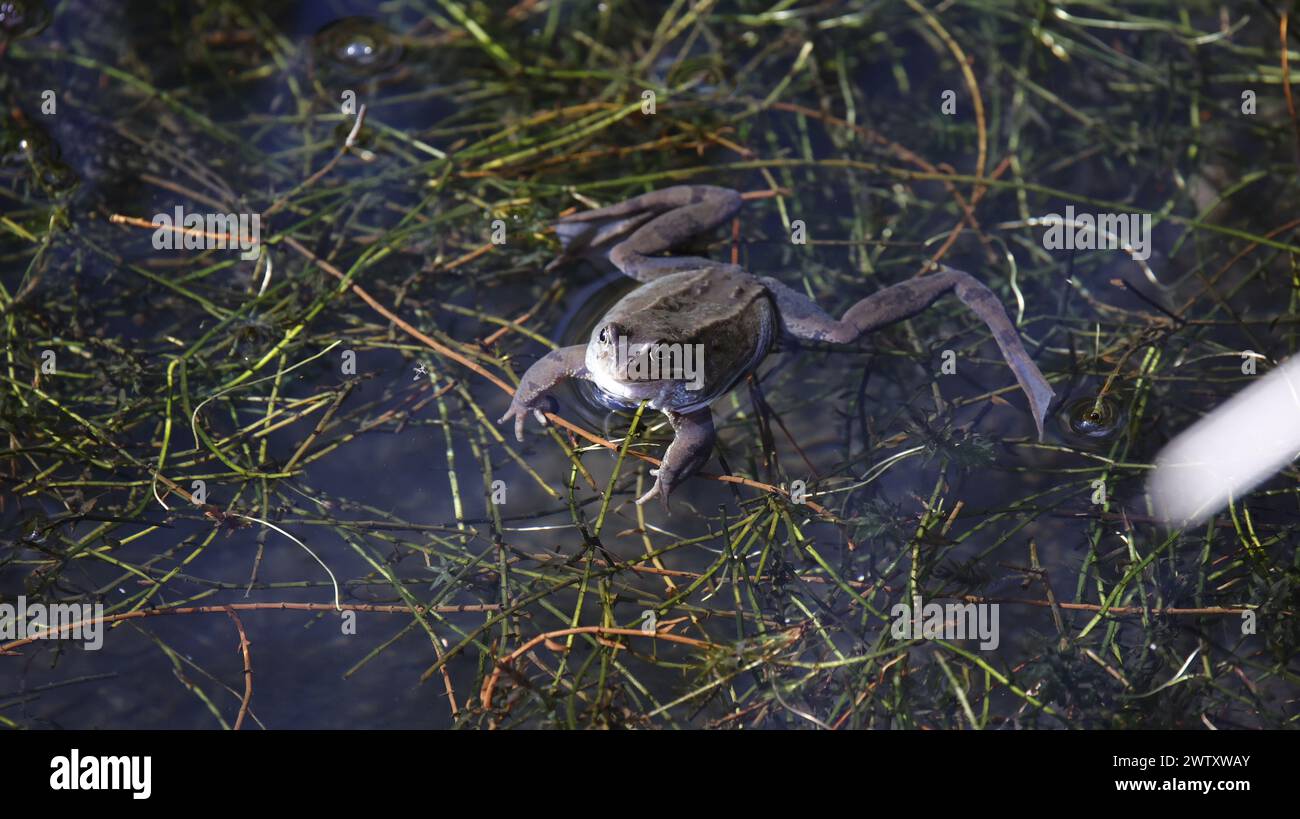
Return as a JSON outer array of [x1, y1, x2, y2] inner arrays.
[[499, 186, 1054, 509]]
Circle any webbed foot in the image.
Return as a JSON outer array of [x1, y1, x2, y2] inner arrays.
[[634, 408, 716, 511], [549, 186, 743, 281], [498, 394, 557, 441]]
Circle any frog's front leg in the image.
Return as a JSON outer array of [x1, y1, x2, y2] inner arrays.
[[760, 266, 1055, 439], [636, 408, 716, 511], [550, 185, 743, 280], [498, 345, 589, 440]]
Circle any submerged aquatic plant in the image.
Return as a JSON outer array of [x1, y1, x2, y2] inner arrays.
[[0, 0, 1296, 731]]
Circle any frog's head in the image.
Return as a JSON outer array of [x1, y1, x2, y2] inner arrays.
[[586, 320, 633, 382], [585, 320, 676, 405]]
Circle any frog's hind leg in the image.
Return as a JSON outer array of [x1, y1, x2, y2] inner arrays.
[[761, 267, 1055, 440], [636, 408, 716, 511], [549, 186, 743, 280]]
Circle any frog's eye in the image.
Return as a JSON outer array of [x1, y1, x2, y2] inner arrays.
[[598, 324, 625, 345]]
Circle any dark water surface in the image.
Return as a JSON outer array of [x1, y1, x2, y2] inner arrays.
[[2, 1, 1297, 729]]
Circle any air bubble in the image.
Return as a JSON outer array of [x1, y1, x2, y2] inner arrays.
[[313, 17, 402, 75]]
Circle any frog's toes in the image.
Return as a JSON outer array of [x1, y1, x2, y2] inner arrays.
[[530, 395, 558, 427], [634, 483, 667, 511], [498, 395, 558, 441], [635, 470, 673, 512], [495, 406, 527, 442]]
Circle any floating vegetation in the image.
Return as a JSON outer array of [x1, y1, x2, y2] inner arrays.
[[0, 0, 1297, 733]]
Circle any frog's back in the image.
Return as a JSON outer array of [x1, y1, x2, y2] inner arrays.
[[605, 265, 768, 343], [615, 265, 774, 410]]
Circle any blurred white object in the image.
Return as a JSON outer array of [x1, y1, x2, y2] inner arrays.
[[1147, 354, 1300, 527]]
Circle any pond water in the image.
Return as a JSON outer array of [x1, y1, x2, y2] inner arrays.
[[2, 0, 1297, 729]]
